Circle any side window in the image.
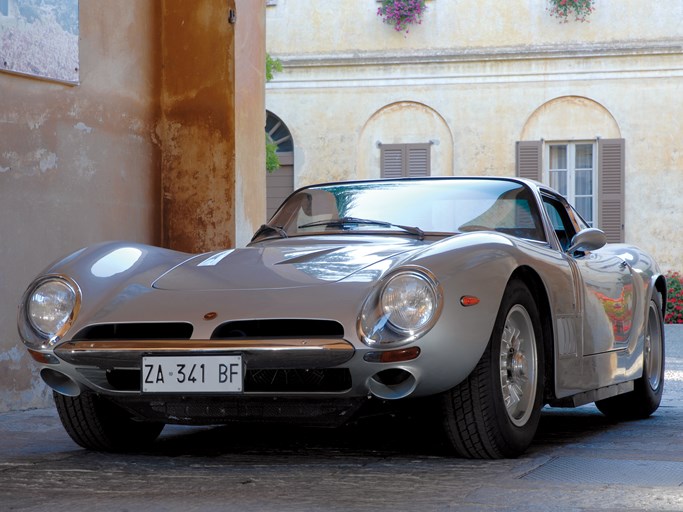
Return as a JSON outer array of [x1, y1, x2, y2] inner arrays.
[[542, 195, 578, 251], [568, 205, 589, 232]]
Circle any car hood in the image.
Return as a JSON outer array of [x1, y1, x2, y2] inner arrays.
[[152, 238, 426, 291]]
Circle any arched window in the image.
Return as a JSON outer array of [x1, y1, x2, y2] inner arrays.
[[265, 111, 294, 220], [516, 97, 624, 243]]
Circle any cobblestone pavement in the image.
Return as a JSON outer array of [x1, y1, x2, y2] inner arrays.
[[1, 326, 682, 512]]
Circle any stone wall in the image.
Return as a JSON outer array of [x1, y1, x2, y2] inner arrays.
[[0, 0, 265, 411]]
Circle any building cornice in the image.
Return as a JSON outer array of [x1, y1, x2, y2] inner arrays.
[[273, 40, 683, 68]]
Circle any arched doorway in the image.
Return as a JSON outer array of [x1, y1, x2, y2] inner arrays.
[[265, 111, 294, 220]]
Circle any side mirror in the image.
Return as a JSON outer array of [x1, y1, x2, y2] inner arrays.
[[567, 228, 607, 254]]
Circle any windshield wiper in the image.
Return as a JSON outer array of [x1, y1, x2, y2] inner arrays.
[[298, 216, 425, 240], [251, 224, 288, 241]]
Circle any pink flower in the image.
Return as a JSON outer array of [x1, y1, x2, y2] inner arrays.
[[377, 0, 427, 36]]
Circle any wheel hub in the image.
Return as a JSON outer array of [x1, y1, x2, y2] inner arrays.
[[509, 349, 528, 379]]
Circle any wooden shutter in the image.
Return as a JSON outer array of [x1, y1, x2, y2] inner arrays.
[[380, 145, 405, 178], [407, 144, 430, 177], [381, 143, 431, 177], [598, 138, 625, 243], [516, 140, 542, 181]]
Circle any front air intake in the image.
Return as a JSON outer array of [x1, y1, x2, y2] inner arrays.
[[211, 319, 344, 339], [72, 323, 194, 340]]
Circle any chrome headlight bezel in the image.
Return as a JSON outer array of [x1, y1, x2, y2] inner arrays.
[[19, 275, 81, 349], [358, 266, 443, 347]]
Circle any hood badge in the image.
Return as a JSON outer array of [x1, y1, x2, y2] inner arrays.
[[203, 312, 218, 321]]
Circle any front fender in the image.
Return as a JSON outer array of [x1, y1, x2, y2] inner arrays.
[[394, 233, 532, 395], [18, 241, 196, 349]]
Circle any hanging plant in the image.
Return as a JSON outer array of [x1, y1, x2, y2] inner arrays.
[[547, 0, 595, 23], [377, 0, 427, 35], [265, 134, 280, 173], [265, 53, 283, 173]]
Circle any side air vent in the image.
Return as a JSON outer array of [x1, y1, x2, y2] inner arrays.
[[211, 319, 344, 339], [72, 323, 194, 341]]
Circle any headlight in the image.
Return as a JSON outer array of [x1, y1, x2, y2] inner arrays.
[[381, 272, 437, 334], [24, 276, 80, 343], [359, 267, 442, 347]]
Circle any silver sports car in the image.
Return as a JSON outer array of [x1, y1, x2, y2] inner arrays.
[[18, 177, 666, 458]]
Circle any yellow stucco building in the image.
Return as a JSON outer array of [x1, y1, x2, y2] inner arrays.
[[266, 0, 683, 270]]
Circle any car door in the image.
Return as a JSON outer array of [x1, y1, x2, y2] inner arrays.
[[542, 194, 635, 356]]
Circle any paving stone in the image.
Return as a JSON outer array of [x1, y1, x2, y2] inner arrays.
[[1, 325, 682, 511]]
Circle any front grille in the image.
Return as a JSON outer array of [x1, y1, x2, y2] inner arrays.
[[211, 319, 344, 339], [102, 368, 352, 393], [246, 368, 351, 392], [112, 395, 366, 426], [72, 323, 194, 340]]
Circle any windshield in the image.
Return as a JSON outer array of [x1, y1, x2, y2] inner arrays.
[[259, 179, 546, 242]]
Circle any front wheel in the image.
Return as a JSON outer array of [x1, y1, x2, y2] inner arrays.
[[595, 290, 665, 420], [441, 279, 545, 458], [54, 391, 164, 452]]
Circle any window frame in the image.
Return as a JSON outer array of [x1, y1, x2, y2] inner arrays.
[[541, 192, 586, 252], [543, 141, 597, 228]]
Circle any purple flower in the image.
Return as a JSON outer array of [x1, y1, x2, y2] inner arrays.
[[377, 0, 427, 36]]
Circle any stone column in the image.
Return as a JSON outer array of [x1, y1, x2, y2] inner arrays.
[[160, 0, 265, 253]]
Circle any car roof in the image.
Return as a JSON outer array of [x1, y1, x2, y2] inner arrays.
[[297, 175, 542, 192]]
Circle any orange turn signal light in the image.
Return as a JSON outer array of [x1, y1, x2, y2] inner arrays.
[[460, 295, 480, 307], [28, 349, 60, 365], [363, 346, 421, 363]]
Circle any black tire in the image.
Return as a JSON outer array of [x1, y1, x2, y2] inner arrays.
[[54, 391, 164, 452], [595, 290, 665, 420], [441, 279, 545, 458]]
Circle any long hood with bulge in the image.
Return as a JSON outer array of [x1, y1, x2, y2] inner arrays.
[[152, 237, 427, 291]]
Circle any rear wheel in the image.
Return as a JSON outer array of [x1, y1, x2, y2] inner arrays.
[[54, 391, 164, 452], [595, 290, 665, 419], [441, 280, 545, 458]]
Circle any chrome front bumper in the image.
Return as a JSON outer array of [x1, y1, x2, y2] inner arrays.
[[54, 338, 356, 369]]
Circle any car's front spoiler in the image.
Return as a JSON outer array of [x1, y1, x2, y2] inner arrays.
[[54, 338, 355, 369]]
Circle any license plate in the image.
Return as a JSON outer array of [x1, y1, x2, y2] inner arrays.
[[141, 355, 243, 393]]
